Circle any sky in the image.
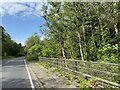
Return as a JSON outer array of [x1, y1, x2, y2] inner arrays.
[[0, 2, 49, 46]]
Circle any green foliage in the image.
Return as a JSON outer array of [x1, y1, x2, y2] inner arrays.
[[28, 44, 42, 56], [25, 2, 119, 63], [42, 38, 61, 58], [25, 53, 38, 61], [25, 34, 40, 53], [40, 2, 119, 63], [25, 34, 43, 61], [98, 44, 118, 63], [1, 26, 25, 58]]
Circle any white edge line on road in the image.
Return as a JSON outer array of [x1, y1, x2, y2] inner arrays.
[[24, 59, 35, 89]]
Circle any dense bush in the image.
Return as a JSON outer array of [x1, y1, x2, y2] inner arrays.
[[25, 34, 42, 61], [98, 44, 118, 63], [25, 54, 38, 61]]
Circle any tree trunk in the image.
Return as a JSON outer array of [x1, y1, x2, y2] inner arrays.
[[61, 46, 67, 67], [77, 32, 84, 62], [98, 17, 103, 32], [114, 23, 118, 35], [62, 47, 66, 58], [82, 24, 87, 60]]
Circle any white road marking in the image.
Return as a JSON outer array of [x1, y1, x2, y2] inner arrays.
[[24, 59, 35, 90]]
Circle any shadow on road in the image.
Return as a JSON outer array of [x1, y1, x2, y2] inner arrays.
[[2, 79, 31, 88]]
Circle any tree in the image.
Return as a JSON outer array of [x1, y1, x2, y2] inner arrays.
[[25, 34, 42, 60], [41, 38, 61, 58], [1, 26, 25, 58], [40, 2, 119, 63]]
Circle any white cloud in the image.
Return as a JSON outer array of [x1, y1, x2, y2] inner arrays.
[[17, 41, 25, 46], [0, 2, 49, 17], [0, 0, 47, 3], [8, 4, 29, 15], [0, 8, 4, 16]]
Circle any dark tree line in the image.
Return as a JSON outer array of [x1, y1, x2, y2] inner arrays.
[[0, 26, 25, 58]]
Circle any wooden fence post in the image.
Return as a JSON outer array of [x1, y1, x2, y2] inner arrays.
[[57, 58, 58, 68], [75, 61, 78, 71]]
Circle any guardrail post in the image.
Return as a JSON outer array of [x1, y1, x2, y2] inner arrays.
[[56, 58, 58, 68], [75, 61, 78, 71], [39, 57, 41, 61]]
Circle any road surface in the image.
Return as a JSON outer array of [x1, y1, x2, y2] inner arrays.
[[2, 57, 33, 89]]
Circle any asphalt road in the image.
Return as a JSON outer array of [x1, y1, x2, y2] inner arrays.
[[2, 57, 32, 89]]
